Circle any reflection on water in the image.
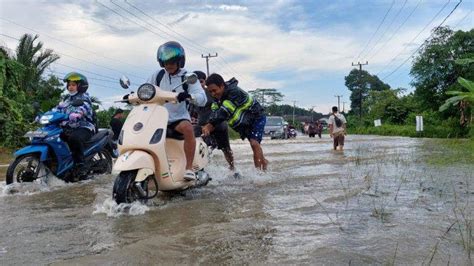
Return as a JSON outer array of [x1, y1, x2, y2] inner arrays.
[[0, 135, 472, 265]]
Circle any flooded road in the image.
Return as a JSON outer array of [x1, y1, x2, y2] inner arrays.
[[0, 135, 472, 265]]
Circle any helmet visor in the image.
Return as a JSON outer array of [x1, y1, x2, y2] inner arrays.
[[63, 72, 85, 82], [158, 45, 183, 64]]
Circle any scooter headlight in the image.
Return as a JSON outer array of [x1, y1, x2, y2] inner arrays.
[[137, 83, 156, 101], [39, 114, 53, 125]]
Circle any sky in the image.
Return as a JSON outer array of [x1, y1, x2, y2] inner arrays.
[[0, 0, 472, 114]]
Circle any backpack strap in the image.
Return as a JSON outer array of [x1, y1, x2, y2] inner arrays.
[[155, 69, 188, 93], [155, 69, 166, 86], [181, 71, 188, 92]]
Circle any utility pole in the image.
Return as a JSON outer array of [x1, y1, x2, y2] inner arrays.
[[334, 95, 342, 111], [351, 61, 368, 119], [292, 101, 297, 125], [342, 101, 346, 113], [201, 53, 218, 77], [311, 105, 316, 122]]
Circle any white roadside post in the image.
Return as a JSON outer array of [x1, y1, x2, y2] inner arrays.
[[374, 119, 382, 127], [416, 116, 423, 132]]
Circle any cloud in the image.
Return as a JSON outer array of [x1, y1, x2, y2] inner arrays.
[[1, 0, 472, 112], [218, 5, 248, 12]]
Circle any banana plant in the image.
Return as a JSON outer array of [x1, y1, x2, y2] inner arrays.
[[439, 77, 474, 112]]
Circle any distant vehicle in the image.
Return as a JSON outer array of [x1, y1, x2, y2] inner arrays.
[[264, 116, 288, 139]]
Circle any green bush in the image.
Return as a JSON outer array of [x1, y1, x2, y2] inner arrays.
[[348, 120, 471, 139]]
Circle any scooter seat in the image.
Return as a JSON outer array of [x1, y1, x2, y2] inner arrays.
[[84, 130, 109, 146], [166, 128, 184, 140]]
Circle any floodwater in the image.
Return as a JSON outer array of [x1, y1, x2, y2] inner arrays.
[[0, 135, 472, 265]]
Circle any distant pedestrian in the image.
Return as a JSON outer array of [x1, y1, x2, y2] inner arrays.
[[328, 106, 347, 150], [316, 120, 323, 138]]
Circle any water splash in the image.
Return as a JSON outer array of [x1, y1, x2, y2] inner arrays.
[[0, 175, 67, 197], [93, 197, 150, 217]]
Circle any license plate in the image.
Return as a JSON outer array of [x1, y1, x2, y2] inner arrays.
[[24, 130, 48, 138]]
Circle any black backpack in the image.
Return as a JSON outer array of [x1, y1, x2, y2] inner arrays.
[[334, 115, 342, 128], [155, 69, 188, 92]]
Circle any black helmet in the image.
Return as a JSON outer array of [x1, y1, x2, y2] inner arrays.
[[157, 41, 185, 68], [63, 72, 89, 93], [193, 70, 206, 81]]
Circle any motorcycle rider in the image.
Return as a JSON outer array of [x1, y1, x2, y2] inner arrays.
[[202, 73, 268, 171], [190, 70, 235, 171], [147, 41, 206, 181], [57, 72, 95, 170]]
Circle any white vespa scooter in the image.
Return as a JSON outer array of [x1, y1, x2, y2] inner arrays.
[[112, 74, 210, 204]]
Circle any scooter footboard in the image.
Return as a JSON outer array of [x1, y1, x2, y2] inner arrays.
[[113, 150, 155, 174]]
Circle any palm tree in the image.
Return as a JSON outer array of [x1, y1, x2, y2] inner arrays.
[[14, 34, 59, 92]]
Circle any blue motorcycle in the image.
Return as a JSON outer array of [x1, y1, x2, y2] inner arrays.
[[6, 110, 115, 184]]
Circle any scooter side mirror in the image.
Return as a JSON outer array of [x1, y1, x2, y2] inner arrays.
[[120, 75, 131, 89], [184, 73, 198, 85]]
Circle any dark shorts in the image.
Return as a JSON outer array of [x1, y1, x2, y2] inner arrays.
[[194, 122, 231, 151], [333, 132, 345, 149], [168, 119, 190, 130], [244, 115, 266, 143]]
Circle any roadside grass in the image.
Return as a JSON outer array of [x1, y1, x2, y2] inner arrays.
[[423, 138, 474, 166], [0, 147, 13, 181], [348, 124, 471, 139]]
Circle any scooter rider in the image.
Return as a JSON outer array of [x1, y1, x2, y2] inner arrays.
[[57, 72, 95, 169], [148, 41, 207, 181], [191, 70, 235, 171]]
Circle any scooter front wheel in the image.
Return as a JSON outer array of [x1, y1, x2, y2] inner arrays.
[[6, 154, 42, 185], [113, 170, 138, 204]]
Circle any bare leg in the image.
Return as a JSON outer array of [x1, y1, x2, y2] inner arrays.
[[175, 121, 195, 170], [249, 139, 267, 171], [222, 149, 235, 171]]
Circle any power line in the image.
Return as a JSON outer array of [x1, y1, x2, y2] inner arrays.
[[122, 0, 210, 53], [1, 26, 147, 81], [52, 46, 146, 80], [381, 0, 463, 80], [368, 0, 422, 61], [362, 0, 408, 59], [0, 33, 122, 86], [0, 33, 127, 82], [53, 61, 119, 81], [353, 0, 395, 62], [122, 0, 253, 85], [48, 69, 116, 91], [376, 0, 453, 76], [98, 0, 236, 79], [0, 16, 151, 73], [453, 9, 473, 28], [105, 0, 254, 88]]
